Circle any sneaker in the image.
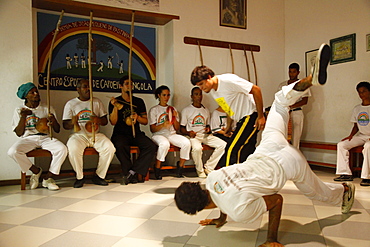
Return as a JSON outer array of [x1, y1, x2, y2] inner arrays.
[[342, 182, 355, 214], [30, 167, 42, 189], [42, 178, 59, 190], [311, 43, 331, 85], [360, 179, 370, 186], [197, 171, 207, 178], [334, 175, 353, 181]]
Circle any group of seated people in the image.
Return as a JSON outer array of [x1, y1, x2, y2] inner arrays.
[[8, 76, 233, 190]]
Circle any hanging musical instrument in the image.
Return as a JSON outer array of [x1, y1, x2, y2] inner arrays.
[[86, 11, 97, 141], [243, 46, 251, 81], [44, 10, 64, 137], [128, 11, 136, 136]]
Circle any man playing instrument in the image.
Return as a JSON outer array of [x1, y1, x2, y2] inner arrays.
[[63, 79, 116, 188], [109, 76, 157, 185], [8, 82, 68, 190]]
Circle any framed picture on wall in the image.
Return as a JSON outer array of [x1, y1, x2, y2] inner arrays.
[[330, 33, 356, 64], [367, 34, 370, 52], [220, 0, 247, 29], [305, 48, 318, 77]]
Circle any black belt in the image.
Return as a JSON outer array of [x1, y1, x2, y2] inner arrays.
[[290, 108, 302, 112]]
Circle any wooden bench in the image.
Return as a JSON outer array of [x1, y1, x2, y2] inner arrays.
[[22, 144, 214, 190], [300, 140, 363, 177]]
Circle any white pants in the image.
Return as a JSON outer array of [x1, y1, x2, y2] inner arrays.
[[8, 135, 68, 175], [152, 134, 191, 162], [290, 109, 304, 149], [337, 134, 370, 179], [253, 81, 344, 206], [190, 133, 226, 173], [67, 133, 116, 179]]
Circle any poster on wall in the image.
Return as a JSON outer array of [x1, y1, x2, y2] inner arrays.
[[37, 12, 156, 94]]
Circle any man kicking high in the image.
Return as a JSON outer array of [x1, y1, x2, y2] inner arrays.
[[175, 44, 355, 247]]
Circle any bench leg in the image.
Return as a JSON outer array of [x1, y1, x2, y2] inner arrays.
[[21, 172, 26, 190]]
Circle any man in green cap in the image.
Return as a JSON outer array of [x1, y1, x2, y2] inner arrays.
[[8, 82, 67, 190]]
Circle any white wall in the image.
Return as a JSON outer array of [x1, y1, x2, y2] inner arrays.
[[160, 0, 285, 112], [0, 0, 34, 180], [285, 0, 370, 164]]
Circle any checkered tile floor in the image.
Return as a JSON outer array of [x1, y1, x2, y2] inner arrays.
[[0, 168, 369, 247]]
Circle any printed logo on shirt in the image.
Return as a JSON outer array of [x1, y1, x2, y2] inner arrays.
[[358, 112, 369, 126], [192, 114, 205, 127], [26, 115, 39, 129], [215, 97, 234, 117], [77, 109, 92, 123], [158, 112, 168, 124], [213, 182, 225, 194]]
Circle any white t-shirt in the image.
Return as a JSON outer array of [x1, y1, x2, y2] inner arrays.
[[351, 104, 370, 136], [180, 104, 210, 133], [206, 154, 286, 223], [62, 97, 107, 135], [11, 103, 57, 137], [209, 74, 256, 121], [210, 109, 236, 134], [148, 104, 179, 136]]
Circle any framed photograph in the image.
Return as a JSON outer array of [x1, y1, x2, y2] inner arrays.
[[220, 0, 247, 29], [367, 34, 370, 52], [330, 33, 356, 64], [305, 49, 318, 77]]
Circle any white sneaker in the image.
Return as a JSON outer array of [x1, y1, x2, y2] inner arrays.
[[42, 178, 59, 190], [311, 43, 331, 86], [342, 182, 355, 214], [29, 167, 42, 189], [197, 171, 207, 178]]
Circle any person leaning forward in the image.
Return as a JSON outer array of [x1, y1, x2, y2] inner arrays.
[[191, 66, 265, 167]]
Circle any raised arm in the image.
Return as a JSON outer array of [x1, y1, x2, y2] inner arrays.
[[14, 108, 32, 137]]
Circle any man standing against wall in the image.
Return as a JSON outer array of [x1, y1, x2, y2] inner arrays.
[[277, 63, 311, 149]]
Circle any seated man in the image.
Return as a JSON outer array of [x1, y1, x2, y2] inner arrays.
[[109, 76, 157, 185], [335, 81, 370, 186], [180, 87, 226, 177], [175, 44, 355, 247], [8, 82, 67, 190], [63, 79, 116, 188]]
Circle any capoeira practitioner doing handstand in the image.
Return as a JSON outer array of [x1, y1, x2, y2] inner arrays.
[[175, 44, 355, 247]]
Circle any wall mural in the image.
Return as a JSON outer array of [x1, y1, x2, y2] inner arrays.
[[37, 12, 156, 94]]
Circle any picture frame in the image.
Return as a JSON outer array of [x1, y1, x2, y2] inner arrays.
[[330, 33, 356, 64], [367, 34, 370, 52], [305, 48, 318, 77], [220, 0, 247, 29]]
